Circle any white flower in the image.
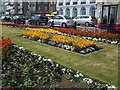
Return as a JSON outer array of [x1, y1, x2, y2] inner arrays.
[[63, 45, 68, 48], [87, 79, 93, 84], [56, 64, 59, 67], [102, 39, 106, 42], [62, 68, 66, 73], [105, 84, 108, 86], [71, 46, 75, 51], [83, 78, 93, 84], [38, 56, 42, 60], [74, 74, 79, 77], [19, 47, 24, 49], [79, 73, 84, 77], [107, 85, 117, 90], [66, 45, 71, 50], [33, 53, 37, 56], [82, 37, 87, 39], [13, 45, 17, 47], [69, 69, 72, 72], [23, 36, 26, 38], [37, 39, 42, 42], [29, 37, 31, 39], [47, 59, 53, 64], [92, 38, 98, 41], [88, 37, 92, 40], [43, 59, 48, 61]]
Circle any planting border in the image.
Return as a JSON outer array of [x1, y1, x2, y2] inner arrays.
[[2, 44, 117, 89], [18, 34, 101, 55], [24, 28, 120, 45]]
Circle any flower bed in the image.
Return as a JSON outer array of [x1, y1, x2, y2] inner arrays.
[[55, 28, 120, 45], [0, 37, 12, 57], [23, 27, 120, 45], [2, 44, 117, 89], [0, 21, 14, 25], [25, 28, 61, 34], [20, 31, 100, 54], [0, 21, 50, 28]]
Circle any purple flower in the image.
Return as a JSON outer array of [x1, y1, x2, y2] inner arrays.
[[0, 65, 2, 70], [50, 41, 56, 46], [30, 37, 34, 40], [43, 40, 48, 44], [48, 41, 52, 45], [92, 45, 99, 50], [57, 43, 63, 48], [73, 47, 81, 52]]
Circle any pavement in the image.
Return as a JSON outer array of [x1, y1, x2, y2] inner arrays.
[[76, 25, 107, 32]]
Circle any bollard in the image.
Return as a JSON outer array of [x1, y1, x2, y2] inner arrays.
[[74, 21, 77, 29], [51, 21, 54, 28], [107, 23, 111, 33], [97, 18, 101, 28]]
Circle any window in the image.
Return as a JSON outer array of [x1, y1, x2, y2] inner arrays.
[[102, 6, 109, 24], [53, 16, 59, 19], [59, 8, 63, 15], [81, 0, 86, 4], [59, 2, 63, 6], [81, 7, 86, 15], [72, 8, 77, 17], [73, 2, 77, 5], [90, 0, 96, 3], [102, 6, 117, 24], [64, 16, 72, 19], [80, 16, 89, 18], [59, 16, 64, 19], [66, 2, 70, 5], [66, 0, 70, 5], [31, 16, 40, 20], [73, 0, 78, 5], [65, 8, 70, 17], [90, 6, 95, 17]]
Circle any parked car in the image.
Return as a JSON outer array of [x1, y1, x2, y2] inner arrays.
[[12, 16, 25, 24], [73, 15, 97, 26], [48, 15, 75, 28], [0, 16, 12, 22], [28, 15, 48, 25]]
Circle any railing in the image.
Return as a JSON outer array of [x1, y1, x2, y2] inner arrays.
[[98, 24, 120, 33]]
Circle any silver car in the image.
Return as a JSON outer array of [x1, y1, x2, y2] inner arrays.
[[48, 15, 75, 28], [73, 15, 97, 26]]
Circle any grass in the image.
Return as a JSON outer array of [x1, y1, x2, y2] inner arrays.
[[1, 25, 119, 88]]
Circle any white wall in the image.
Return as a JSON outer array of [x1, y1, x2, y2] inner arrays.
[[57, 0, 102, 19]]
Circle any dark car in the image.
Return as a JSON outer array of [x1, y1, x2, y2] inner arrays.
[[28, 15, 48, 25], [12, 16, 25, 24], [0, 16, 12, 22]]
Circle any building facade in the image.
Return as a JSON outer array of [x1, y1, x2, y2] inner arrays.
[[56, 0, 103, 18], [2, 0, 56, 17], [0, 1, 5, 16], [4, 0, 29, 16]]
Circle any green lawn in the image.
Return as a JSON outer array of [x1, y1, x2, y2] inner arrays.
[[1, 25, 119, 87]]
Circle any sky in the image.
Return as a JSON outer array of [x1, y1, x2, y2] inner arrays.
[[107, 0, 120, 1]]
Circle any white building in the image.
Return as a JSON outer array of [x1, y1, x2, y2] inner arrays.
[[0, 1, 5, 16], [56, 0, 103, 19]]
